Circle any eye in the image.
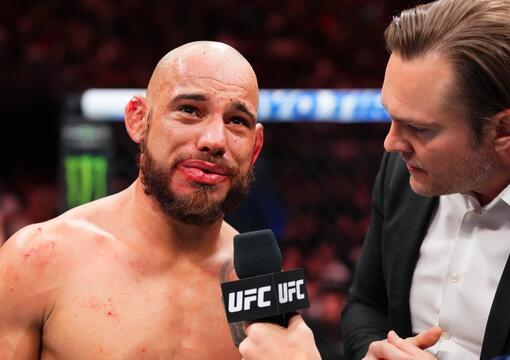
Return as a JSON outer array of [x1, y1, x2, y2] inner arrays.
[[230, 116, 249, 127], [410, 124, 437, 141], [178, 105, 198, 115], [409, 124, 428, 133]]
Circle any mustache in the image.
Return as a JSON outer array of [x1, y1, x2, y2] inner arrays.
[[401, 153, 423, 169]]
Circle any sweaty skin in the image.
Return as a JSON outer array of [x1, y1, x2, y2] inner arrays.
[[0, 41, 263, 359]]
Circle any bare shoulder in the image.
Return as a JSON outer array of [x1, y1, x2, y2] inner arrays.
[[0, 194, 127, 355], [0, 221, 75, 336], [0, 223, 52, 357], [0, 195, 122, 283], [0, 196, 123, 319]]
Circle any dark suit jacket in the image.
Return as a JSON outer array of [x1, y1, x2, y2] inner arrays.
[[340, 152, 510, 360]]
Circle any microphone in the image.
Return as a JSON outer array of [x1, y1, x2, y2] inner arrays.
[[220, 229, 310, 344]]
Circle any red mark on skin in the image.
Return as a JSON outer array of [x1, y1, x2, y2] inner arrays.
[[87, 297, 118, 320], [98, 346, 104, 353], [127, 99, 138, 112], [105, 310, 118, 319], [22, 248, 37, 260], [20, 241, 56, 272]]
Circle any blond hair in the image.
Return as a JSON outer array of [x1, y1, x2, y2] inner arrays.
[[385, 0, 510, 144]]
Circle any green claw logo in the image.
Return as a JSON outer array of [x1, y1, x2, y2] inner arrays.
[[64, 155, 108, 208]]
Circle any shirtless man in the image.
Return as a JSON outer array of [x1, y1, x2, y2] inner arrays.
[[0, 41, 263, 359]]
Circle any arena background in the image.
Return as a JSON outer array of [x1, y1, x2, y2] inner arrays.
[[0, 1, 415, 358]]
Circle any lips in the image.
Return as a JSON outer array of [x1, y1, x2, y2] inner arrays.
[[178, 159, 230, 185], [406, 162, 424, 173]]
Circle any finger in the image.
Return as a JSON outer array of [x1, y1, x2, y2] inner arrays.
[[362, 354, 377, 360], [286, 312, 303, 329], [238, 337, 251, 356], [243, 321, 259, 336], [388, 331, 435, 358], [244, 321, 280, 337], [368, 339, 412, 359], [407, 327, 443, 349]]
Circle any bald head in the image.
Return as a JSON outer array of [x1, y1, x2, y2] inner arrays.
[[146, 41, 258, 108], [124, 41, 264, 226]]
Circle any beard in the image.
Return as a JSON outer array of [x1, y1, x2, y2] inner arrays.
[[139, 144, 253, 226], [407, 144, 501, 197]]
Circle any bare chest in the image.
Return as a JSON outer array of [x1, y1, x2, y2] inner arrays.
[[41, 264, 239, 360]]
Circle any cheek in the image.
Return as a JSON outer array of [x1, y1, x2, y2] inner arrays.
[[148, 127, 184, 157], [228, 137, 255, 162], [414, 139, 447, 161], [421, 147, 461, 176]]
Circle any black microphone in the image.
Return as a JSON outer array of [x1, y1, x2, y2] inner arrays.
[[220, 229, 310, 344]]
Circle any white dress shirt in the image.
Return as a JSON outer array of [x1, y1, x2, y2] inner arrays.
[[410, 184, 510, 359]]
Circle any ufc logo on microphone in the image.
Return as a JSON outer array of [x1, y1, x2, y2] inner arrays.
[[221, 269, 309, 323], [278, 280, 305, 304], [227, 286, 272, 312]]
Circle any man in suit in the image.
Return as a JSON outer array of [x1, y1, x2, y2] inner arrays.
[[341, 0, 510, 359]]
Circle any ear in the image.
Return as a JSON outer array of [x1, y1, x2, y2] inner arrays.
[[493, 108, 510, 155], [250, 123, 264, 166], [124, 95, 149, 144]]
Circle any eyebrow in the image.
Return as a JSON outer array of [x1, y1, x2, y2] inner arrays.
[[172, 93, 209, 102], [234, 102, 257, 125]]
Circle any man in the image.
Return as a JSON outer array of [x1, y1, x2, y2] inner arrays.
[[0, 41, 263, 359], [341, 0, 510, 359]]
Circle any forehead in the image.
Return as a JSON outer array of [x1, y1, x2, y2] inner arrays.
[[157, 51, 259, 110], [381, 53, 456, 122]]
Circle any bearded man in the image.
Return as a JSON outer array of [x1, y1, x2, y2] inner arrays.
[[0, 41, 264, 359]]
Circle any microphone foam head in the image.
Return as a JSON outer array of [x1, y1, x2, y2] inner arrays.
[[233, 229, 282, 278]]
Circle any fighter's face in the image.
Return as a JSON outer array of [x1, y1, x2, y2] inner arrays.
[[381, 53, 499, 197], [139, 57, 262, 225]]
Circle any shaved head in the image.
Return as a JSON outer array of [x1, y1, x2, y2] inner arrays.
[[147, 41, 259, 109], [127, 41, 263, 226]]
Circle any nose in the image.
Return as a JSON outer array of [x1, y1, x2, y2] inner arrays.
[[384, 121, 412, 154], [196, 115, 227, 156]]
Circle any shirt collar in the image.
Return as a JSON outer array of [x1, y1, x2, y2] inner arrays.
[[499, 183, 510, 207], [457, 183, 510, 212]]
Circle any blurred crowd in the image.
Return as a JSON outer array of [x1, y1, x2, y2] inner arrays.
[[0, 0, 408, 100], [263, 123, 387, 359], [0, 0, 413, 358]]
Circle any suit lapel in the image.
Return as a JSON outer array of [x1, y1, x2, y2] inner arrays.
[[480, 255, 510, 360], [391, 192, 437, 336]]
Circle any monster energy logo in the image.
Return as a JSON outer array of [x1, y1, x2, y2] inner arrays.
[[64, 155, 108, 208]]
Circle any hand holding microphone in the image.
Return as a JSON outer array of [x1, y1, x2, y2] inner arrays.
[[220, 229, 321, 360], [240, 314, 321, 360]]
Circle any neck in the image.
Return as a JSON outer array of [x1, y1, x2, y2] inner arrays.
[[472, 173, 510, 206], [121, 179, 226, 261]]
